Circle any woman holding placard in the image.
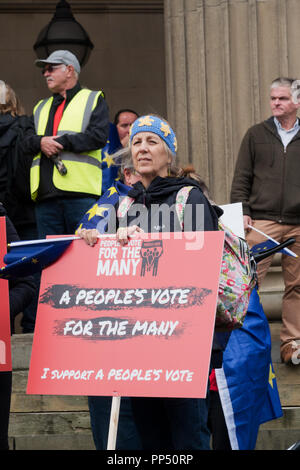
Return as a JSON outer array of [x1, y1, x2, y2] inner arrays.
[[78, 114, 222, 450]]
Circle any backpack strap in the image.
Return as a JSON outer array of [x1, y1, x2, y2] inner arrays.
[[175, 186, 193, 230], [117, 195, 135, 219]]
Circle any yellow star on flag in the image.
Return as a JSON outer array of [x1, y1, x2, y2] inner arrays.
[[160, 122, 171, 137], [138, 116, 154, 127], [173, 137, 178, 152], [257, 289, 262, 301], [86, 204, 109, 221], [31, 258, 39, 264], [268, 364, 276, 388], [86, 204, 99, 221], [96, 206, 110, 217], [107, 186, 118, 197], [102, 152, 115, 168]]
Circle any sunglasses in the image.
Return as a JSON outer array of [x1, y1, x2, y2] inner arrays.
[[41, 64, 64, 75]]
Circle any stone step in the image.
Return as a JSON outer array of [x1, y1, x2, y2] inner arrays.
[[11, 371, 89, 413], [8, 412, 94, 450], [9, 406, 300, 450], [256, 407, 300, 450], [11, 325, 298, 406], [10, 433, 94, 451], [9, 334, 96, 449], [8, 319, 299, 450], [273, 365, 300, 407], [11, 333, 33, 370]]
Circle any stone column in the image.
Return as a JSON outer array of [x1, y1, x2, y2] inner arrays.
[[164, 0, 300, 206], [164, 0, 300, 320]]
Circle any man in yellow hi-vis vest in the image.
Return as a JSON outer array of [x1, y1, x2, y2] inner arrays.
[[22, 50, 109, 238]]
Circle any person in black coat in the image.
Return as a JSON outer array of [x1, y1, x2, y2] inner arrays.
[[0, 202, 36, 450], [0, 81, 39, 333], [0, 82, 35, 235]]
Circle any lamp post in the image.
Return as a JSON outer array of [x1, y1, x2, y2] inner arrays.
[[33, 0, 94, 66]]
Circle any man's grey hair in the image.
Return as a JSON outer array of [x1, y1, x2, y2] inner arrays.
[[59, 63, 79, 80], [271, 77, 296, 89]]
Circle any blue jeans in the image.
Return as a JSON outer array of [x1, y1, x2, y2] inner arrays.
[[88, 396, 142, 450], [35, 197, 97, 238]]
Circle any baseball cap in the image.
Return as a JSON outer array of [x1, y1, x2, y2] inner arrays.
[[35, 50, 81, 74]]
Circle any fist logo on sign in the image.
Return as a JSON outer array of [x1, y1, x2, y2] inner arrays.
[[140, 241, 163, 277]]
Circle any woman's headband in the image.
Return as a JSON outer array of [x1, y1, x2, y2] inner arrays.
[[129, 115, 177, 155]]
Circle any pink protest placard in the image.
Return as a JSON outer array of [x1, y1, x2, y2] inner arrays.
[[27, 231, 224, 398], [0, 217, 12, 372]]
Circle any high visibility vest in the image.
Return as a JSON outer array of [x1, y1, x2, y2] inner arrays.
[[30, 88, 104, 201]]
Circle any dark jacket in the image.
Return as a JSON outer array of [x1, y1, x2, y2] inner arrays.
[[123, 176, 220, 232], [231, 117, 300, 224], [21, 82, 110, 202], [0, 203, 36, 332], [0, 114, 35, 230]]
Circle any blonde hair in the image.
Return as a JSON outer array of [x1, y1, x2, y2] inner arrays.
[[0, 82, 25, 116]]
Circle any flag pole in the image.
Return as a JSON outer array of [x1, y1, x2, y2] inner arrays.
[[107, 396, 121, 450], [8, 233, 117, 249], [8, 235, 80, 248], [248, 225, 298, 258]]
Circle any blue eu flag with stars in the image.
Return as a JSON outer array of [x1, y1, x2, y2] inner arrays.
[[76, 180, 131, 234], [0, 238, 73, 280], [215, 287, 283, 450], [101, 123, 122, 193]]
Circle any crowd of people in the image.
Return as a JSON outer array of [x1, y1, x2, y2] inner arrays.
[[0, 49, 300, 451]]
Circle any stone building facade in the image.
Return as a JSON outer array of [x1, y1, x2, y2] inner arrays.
[[1, 0, 300, 204]]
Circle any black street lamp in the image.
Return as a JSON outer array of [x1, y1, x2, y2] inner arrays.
[[33, 0, 94, 66]]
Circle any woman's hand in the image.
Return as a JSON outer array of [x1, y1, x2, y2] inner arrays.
[[116, 225, 144, 246], [77, 228, 99, 246]]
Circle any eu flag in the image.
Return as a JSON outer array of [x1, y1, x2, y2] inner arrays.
[[251, 239, 296, 258], [101, 123, 122, 194], [76, 180, 130, 233], [0, 238, 73, 280], [215, 288, 283, 450]]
